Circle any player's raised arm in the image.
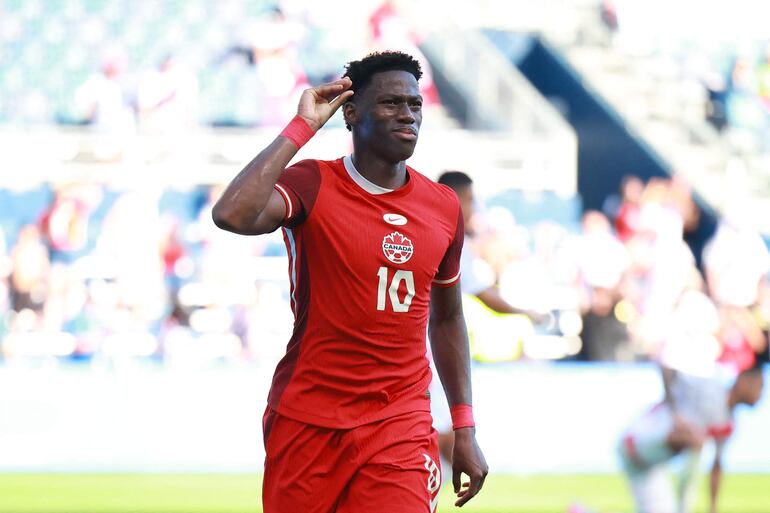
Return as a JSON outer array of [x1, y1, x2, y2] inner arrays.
[[429, 283, 488, 507], [212, 78, 353, 235]]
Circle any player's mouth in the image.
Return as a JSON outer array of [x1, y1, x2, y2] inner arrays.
[[392, 127, 418, 141]]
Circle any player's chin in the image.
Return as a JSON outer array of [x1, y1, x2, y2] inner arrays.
[[386, 139, 418, 161]]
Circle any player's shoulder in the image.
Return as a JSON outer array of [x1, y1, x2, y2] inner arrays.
[[288, 157, 345, 177]]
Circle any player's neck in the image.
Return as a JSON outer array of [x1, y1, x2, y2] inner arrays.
[[350, 150, 407, 190]]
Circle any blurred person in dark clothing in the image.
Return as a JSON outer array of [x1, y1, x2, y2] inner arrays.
[[578, 286, 632, 361]]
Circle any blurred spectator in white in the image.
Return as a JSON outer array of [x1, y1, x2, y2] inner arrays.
[[9, 225, 49, 315], [576, 210, 629, 293], [625, 179, 696, 354], [74, 51, 135, 133], [137, 54, 199, 135], [239, 6, 308, 126], [95, 192, 166, 326], [657, 271, 721, 377], [703, 206, 770, 308], [637, 178, 684, 243], [74, 50, 136, 160]]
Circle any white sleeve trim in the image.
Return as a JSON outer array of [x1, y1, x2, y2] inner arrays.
[[433, 271, 460, 285], [274, 183, 293, 220]]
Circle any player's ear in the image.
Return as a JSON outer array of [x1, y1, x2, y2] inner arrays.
[[343, 100, 357, 129]]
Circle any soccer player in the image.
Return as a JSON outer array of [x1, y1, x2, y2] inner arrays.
[[618, 362, 765, 513], [212, 51, 488, 512]]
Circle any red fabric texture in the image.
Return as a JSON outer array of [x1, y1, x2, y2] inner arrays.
[[262, 408, 441, 513], [268, 158, 463, 429]]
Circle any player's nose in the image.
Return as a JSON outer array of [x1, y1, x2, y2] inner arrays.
[[396, 103, 415, 123]]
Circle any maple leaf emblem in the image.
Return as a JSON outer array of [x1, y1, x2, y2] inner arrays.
[[382, 231, 414, 264]]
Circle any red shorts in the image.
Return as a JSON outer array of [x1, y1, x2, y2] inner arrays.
[[262, 408, 441, 513]]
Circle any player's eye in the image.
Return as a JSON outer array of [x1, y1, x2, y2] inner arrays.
[[382, 99, 397, 105]]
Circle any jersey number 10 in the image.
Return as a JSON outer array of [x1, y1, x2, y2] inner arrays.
[[376, 267, 415, 312]]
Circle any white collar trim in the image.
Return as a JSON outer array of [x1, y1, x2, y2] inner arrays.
[[343, 155, 394, 195]]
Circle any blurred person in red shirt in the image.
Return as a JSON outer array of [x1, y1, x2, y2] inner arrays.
[[614, 175, 644, 243]]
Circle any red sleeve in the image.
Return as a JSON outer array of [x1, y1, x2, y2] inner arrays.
[[433, 204, 464, 287], [274, 160, 321, 228]]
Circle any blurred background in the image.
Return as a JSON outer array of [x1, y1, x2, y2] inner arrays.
[[0, 0, 769, 512]]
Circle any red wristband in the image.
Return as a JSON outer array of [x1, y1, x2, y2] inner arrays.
[[280, 115, 315, 149], [450, 404, 475, 430]]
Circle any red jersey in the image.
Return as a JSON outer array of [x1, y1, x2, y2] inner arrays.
[[269, 156, 463, 428]]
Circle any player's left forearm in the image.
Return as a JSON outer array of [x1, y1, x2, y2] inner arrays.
[[429, 285, 472, 407]]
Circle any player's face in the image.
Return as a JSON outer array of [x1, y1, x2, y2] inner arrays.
[[456, 185, 474, 228], [349, 70, 423, 163]]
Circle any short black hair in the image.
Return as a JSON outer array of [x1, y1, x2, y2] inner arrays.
[[342, 51, 422, 130], [437, 171, 473, 192]]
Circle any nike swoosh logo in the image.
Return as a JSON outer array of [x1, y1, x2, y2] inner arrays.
[[383, 213, 407, 226]]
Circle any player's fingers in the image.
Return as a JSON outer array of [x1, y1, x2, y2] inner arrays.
[[314, 78, 352, 98], [454, 471, 486, 507], [452, 469, 461, 494], [328, 90, 354, 111]]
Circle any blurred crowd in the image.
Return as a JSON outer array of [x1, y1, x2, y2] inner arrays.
[[1, 174, 768, 371], [466, 174, 770, 370], [0, 183, 294, 368], [2, 0, 439, 134], [704, 47, 770, 146], [600, 0, 770, 152]]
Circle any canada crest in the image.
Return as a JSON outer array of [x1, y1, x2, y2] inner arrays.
[[382, 231, 414, 264]]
